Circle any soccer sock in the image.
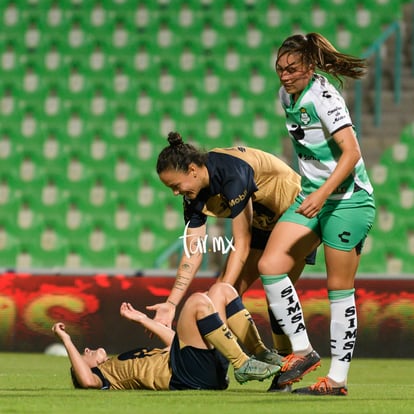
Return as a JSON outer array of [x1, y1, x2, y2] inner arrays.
[[197, 312, 249, 370], [225, 296, 267, 356], [327, 289, 357, 384], [261, 274, 311, 354], [268, 306, 292, 356]]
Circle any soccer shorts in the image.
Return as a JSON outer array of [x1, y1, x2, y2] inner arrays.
[[169, 335, 229, 390], [279, 190, 376, 252]]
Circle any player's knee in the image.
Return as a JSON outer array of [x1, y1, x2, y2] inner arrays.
[[257, 254, 272, 274], [186, 292, 211, 311], [208, 282, 238, 303]]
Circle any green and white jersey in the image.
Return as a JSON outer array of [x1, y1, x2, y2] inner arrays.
[[279, 74, 373, 200]]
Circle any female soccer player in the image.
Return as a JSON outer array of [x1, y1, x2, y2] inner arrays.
[[150, 131, 317, 380], [258, 32, 376, 395], [52, 283, 281, 390]]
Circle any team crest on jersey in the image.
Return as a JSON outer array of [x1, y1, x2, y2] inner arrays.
[[299, 107, 311, 125]]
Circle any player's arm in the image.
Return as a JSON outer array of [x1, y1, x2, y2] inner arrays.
[[52, 323, 102, 389], [147, 224, 206, 327], [120, 302, 175, 347], [296, 126, 361, 218], [219, 199, 253, 286]]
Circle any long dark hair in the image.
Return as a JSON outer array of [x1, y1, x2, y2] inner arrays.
[[276, 32, 367, 87], [156, 131, 208, 174]]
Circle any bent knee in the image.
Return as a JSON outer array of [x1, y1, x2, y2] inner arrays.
[[184, 292, 212, 314], [209, 282, 236, 295], [258, 254, 273, 274], [258, 254, 289, 275]]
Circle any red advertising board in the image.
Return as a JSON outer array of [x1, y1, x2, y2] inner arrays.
[[0, 273, 413, 357]]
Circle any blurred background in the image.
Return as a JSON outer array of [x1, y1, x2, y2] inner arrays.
[[0, 0, 413, 276]]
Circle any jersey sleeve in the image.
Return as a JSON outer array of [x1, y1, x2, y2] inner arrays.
[[315, 86, 353, 135], [183, 198, 207, 228]]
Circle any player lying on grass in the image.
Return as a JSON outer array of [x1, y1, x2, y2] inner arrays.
[[52, 282, 282, 390]]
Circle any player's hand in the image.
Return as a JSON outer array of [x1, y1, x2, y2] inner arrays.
[[295, 190, 327, 218], [146, 302, 176, 329], [52, 322, 70, 340], [120, 302, 148, 323]]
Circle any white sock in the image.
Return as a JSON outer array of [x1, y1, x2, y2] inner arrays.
[[261, 274, 311, 353], [328, 290, 357, 384]]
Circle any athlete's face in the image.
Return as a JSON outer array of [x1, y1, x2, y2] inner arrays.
[[82, 347, 108, 367], [276, 52, 314, 100], [159, 164, 207, 199]]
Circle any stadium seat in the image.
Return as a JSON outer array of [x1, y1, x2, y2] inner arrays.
[[0, 240, 18, 269], [0, 174, 20, 208], [360, 237, 388, 273], [363, 0, 403, 25], [81, 244, 117, 269], [135, 221, 173, 269], [29, 222, 68, 268], [63, 195, 89, 228], [0, 217, 19, 268], [1, 0, 408, 272]]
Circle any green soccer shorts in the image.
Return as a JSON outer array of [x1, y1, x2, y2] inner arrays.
[[279, 190, 376, 252]]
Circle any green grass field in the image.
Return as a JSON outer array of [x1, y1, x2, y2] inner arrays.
[[1, 353, 413, 414]]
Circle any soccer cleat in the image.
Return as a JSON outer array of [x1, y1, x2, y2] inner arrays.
[[292, 377, 348, 396], [255, 349, 283, 367], [276, 350, 321, 386], [267, 374, 293, 393], [234, 357, 281, 384]]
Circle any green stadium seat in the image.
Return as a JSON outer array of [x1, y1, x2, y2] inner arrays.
[[14, 150, 45, 184], [134, 221, 172, 269], [0, 82, 20, 122], [113, 244, 141, 270], [0, 39, 26, 81], [37, 174, 67, 219], [132, 41, 160, 75], [1, 0, 405, 271], [0, 174, 20, 208], [360, 238, 388, 273], [176, 40, 206, 74], [0, 130, 16, 162], [0, 238, 18, 269], [2, 0, 24, 34], [363, 0, 403, 25], [87, 83, 116, 122], [43, 0, 71, 30], [316, 0, 357, 14], [161, 201, 183, 236], [80, 244, 117, 269], [28, 222, 68, 268]]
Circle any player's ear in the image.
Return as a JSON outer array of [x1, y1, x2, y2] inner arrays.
[[188, 163, 197, 176]]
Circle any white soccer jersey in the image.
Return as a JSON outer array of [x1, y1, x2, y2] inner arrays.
[[279, 74, 373, 200]]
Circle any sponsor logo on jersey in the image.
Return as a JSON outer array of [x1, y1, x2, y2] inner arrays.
[[297, 153, 320, 162], [228, 189, 248, 207], [333, 115, 346, 124], [299, 107, 311, 125], [327, 106, 342, 116], [289, 124, 305, 141]]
